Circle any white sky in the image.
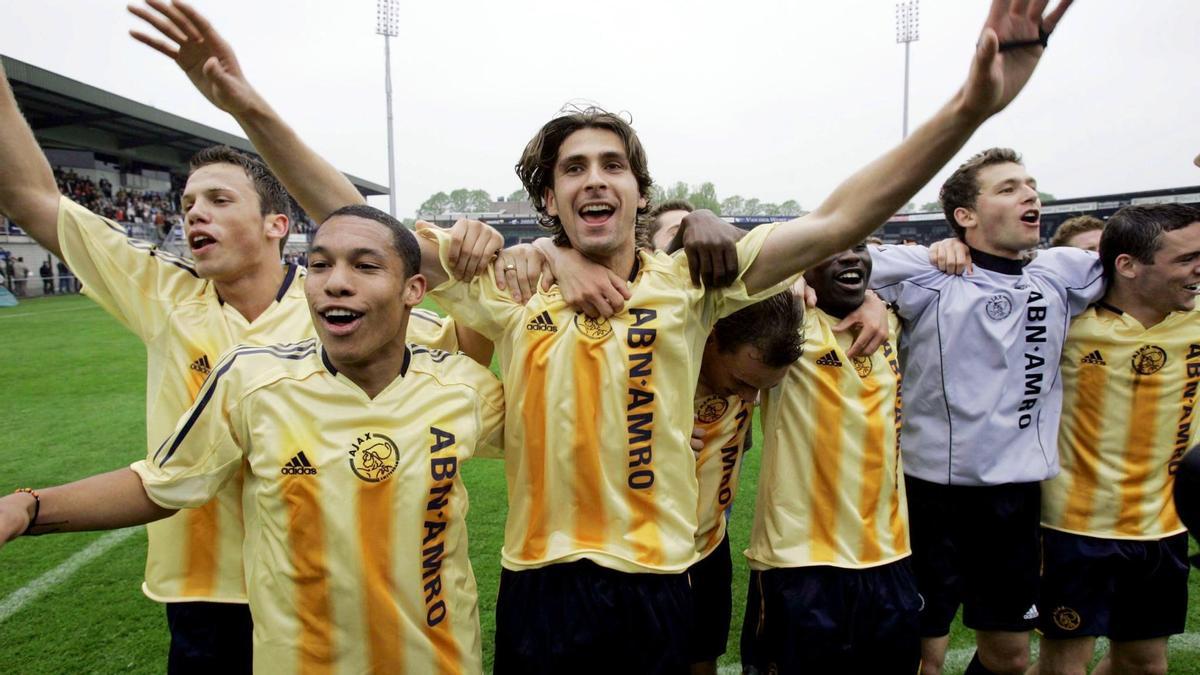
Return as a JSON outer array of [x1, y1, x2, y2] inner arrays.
[[2, 0, 1197, 217]]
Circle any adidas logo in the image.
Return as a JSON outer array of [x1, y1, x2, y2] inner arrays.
[[1080, 350, 1107, 366], [189, 355, 211, 375], [815, 350, 843, 368], [281, 451, 318, 476], [525, 310, 557, 332], [1023, 604, 1040, 621]]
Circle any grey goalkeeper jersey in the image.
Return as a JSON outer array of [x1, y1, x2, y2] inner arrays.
[[870, 245, 1104, 486]]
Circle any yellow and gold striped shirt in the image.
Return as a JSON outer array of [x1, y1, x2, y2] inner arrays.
[[746, 309, 908, 570], [132, 339, 504, 674], [1042, 304, 1200, 540], [59, 196, 461, 603], [693, 395, 752, 559], [422, 223, 796, 574]]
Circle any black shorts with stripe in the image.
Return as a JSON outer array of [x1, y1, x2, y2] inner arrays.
[[905, 475, 1042, 636], [493, 559, 693, 674], [1039, 529, 1189, 641], [687, 534, 733, 663], [739, 559, 921, 674]]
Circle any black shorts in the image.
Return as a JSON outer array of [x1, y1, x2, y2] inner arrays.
[[739, 560, 922, 674], [687, 534, 733, 663], [493, 559, 693, 675], [164, 602, 252, 675], [1039, 529, 1190, 641], [905, 475, 1041, 636]]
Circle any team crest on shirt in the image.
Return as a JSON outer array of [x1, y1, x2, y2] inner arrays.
[[1131, 345, 1167, 375], [1052, 606, 1081, 631], [574, 313, 613, 340], [348, 432, 399, 482], [852, 355, 873, 378], [985, 294, 1013, 320], [696, 395, 729, 423]]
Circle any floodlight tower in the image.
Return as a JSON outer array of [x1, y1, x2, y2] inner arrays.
[[377, 0, 400, 217], [895, 0, 920, 139]]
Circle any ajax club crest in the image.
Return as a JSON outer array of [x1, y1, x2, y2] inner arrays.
[[1131, 345, 1167, 375], [349, 432, 400, 482], [696, 396, 730, 424], [985, 294, 1013, 320], [574, 313, 614, 340]]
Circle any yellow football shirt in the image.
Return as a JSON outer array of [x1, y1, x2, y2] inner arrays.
[[58, 196, 313, 602], [1043, 304, 1200, 540], [693, 394, 753, 559], [58, 196, 463, 603], [132, 339, 504, 674], [421, 222, 796, 573], [746, 308, 909, 570]]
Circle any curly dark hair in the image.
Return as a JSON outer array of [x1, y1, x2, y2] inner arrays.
[[515, 105, 655, 248], [939, 147, 1023, 240], [189, 145, 293, 254], [712, 291, 805, 367]]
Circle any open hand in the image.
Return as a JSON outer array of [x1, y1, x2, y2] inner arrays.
[[129, 0, 264, 116], [958, 0, 1073, 120]]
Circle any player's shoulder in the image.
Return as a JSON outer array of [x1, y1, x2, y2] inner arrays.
[[407, 343, 501, 396], [210, 338, 325, 394]]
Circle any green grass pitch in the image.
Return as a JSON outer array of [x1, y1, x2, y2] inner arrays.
[[1, 294, 1198, 673]]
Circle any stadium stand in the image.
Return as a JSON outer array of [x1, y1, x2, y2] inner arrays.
[[0, 54, 383, 298]]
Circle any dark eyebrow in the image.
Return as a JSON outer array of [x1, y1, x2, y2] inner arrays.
[[309, 245, 387, 258]]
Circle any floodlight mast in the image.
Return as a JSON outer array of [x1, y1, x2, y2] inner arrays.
[[376, 0, 400, 217], [895, 1, 920, 139]]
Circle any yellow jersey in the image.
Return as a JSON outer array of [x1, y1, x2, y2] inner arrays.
[[421, 222, 796, 573], [746, 308, 908, 570], [132, 339, 504, 674], [58, 196, 461, 603], [1042, 303, 1200, 540], [693, 394, 753, 559]]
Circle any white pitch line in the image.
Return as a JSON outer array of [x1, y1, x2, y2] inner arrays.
[[0, 304, 100, 320], [719, 633, 1200, 675], [0, 528, 138, 623]]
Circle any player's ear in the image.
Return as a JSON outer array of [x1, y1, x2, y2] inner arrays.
[[545, 187, 559, 218], [402, 273, 427, 308], [1113, 253, 1138, 280], [953, 207, 977, 231]]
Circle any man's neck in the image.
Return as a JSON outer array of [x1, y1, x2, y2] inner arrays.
[[586, 244, 638, 281], [1102, 285, 1168, 328], [964, 234, 1023, 261], [816, 299, 861, 320], [333, 342, 409, 399], [213, 260, 286, 323]]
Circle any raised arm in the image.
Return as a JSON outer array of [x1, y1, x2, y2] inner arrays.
[[0, 61, 65, 258], [130, 0, 363, 222], [0, 468, 174, 546], [741, 0, 1073, 295]]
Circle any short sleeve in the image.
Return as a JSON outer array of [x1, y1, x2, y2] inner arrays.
[[694, 221, 804, 324], [868, 244, 934, 305], [418, 227, 524, 341], [130, 350, 247, 509], [1025, 247, 1105, 316], [406, 307, 460, 352], [57, 196, 202, 342], [472, 369, 506, 461]]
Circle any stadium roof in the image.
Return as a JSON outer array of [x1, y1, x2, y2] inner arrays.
[[1, 54, 386, 197]]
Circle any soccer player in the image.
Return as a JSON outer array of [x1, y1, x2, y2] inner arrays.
[[1049, 214, 1104, 251], [742, 241, 916, 674], [1, 205, 505, 674], [134, 1, 1079, 669], [648, 199, 697, 251], [1033, 204, 1200, 675], [0, 56, 495, 672], [870, 147, 1103, 675]]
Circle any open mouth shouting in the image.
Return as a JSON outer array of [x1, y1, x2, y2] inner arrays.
[[188, 231, 218, 255], [578, 201, 616, 226], [317, 306, 365, 337], [1185, 282, 1200, 296], [833, 267, 865, 290], [1019, 209, 1041, 227]]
